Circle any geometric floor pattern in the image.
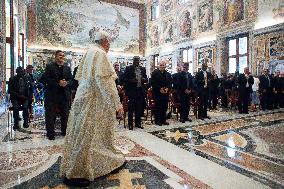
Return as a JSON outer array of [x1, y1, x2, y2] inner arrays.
[[0, 108, 283, 189]]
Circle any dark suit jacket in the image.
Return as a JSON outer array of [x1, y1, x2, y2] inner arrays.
[[151, 69, 172, 98], [237, 74, 254, 93], [259, 74, 273, 92], [195, 70, 212, 93], [176, 71, 193, 93], [8, 74, 31, 101], [43, 62, 72, 103], [123, 65, 147, 97], [172, 72, 179, 90], [115, 70, 124, 86]]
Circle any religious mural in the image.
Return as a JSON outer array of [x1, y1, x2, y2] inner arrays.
[[28, 50, 84, 72], [198, 0, 213, 33], [178, 9, 192, 39], [149, 25, 160, 47], [253, 29, 284, 74], [161, 0, 174, 15], [34, 0, 140, 54], [224, 0, 244, 25], [196, 46, 214, 66], [162, 17, 175, 43]]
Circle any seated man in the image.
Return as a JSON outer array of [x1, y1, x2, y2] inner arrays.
[[8, 67, 31, 130]]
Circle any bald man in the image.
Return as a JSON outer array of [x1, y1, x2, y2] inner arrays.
[[151, 61, 172, 125]]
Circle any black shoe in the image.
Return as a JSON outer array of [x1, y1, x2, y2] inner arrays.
[[61, 132, 66, 136], [63, 177, 90, 187], [156, 122, 162, 126], [13, 126, 19, 131], [47, 135, 55, 140], [180, 119, 185, 123], [128, 125, 133, 130], [185, 118, 192, 122], [23, 123, 29, 128], [204, 116, 211, 119], [162, 122, 169, 125], [136, 125, 144, 129]]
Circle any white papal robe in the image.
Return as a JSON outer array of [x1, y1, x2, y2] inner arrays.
[[60, 44, 125, 180]]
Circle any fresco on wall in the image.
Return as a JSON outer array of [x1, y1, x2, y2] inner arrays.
[[198, 0, 213, 32], [35, 0, 140, 54], [28, 50, 84, 72], [179, 10, 192, 39], [162, 17, 175, 43], [224, 0, 244, 25], [196, 47, 214, 66], [149, 25, 159, 47], [161, 0, 174, 15], [269, 36, 284, 57]]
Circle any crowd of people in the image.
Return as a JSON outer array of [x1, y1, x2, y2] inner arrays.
[[7, 52, 284, 134]]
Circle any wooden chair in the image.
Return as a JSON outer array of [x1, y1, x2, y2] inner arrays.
[[169, 90, 181, 120], [145, 88, 155, 123]]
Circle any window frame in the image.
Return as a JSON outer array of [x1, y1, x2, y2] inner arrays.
[[228, 34, 249, 73]]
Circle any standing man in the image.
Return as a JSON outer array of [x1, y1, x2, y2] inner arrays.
[[195, 62, 211, 119], [237, 67, 254, 114], [44, 50, 72, 140], [172, 65, 182, 90], [123, 56, 147, 130], [259, 68, 273, 110], [114, 63, 124, 102], [176, 63, 193, 123], [208, 70, 219, 110], [151, 60, 172, 125]]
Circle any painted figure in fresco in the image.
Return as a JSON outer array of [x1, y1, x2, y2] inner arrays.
[[180, 11, 192, 38], [61, 30, 125, 187], [151, 25, 159, 47], [164, 19, 174, 43], [225, 0, 244, 24], [163, 0, 173, 13], [198, 1, 213, 32]]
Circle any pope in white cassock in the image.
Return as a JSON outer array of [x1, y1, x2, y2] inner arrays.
[[60, 30, 125, 186]]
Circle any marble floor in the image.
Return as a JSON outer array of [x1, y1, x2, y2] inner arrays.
[[0, 107, 283, 189]]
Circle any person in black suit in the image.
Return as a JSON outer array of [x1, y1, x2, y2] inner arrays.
[[8, 67, 32, 130], [151, 60, 172, 126], [25, 65, 35, 119], [195, 62, 211, 119], [237, 67, 254, 114], [176, 63, 193, 123], [208, 70, 219, 110], [43, 50, 73, 140], [123, 56, 147, 130], [259, 68, 274, 110], [172, 65, 182, 90], [114, 63, 124, 102]]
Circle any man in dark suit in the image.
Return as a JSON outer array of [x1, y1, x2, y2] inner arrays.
[[123, 56, 147, 130], [172, 65, 182, 90], [43, 50, 72, 140], [114, 63, 124, 102], [176, 63, 193, 123], [195, 63, 211, 119], [8, 67, 32, 130], [151, 60, 172, 126], [259, 68, 273, 110], [237, 67, 254, 114], [208, 70, 219, 110]]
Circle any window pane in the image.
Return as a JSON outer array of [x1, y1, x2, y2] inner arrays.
[[188, 62, 193, 74], [239, 56, 247, 73], [239, 37, 247, 55], [156, 5, 159, 19], [182, 49, 188, 62], [229, 39, 236, 56], [188, 49, 193, 62], [229, 58, 236, 73], [6, 69, 11, 81], [6, 43, 11, 69]]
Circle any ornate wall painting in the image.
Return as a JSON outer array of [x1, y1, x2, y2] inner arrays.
[[149, 24, 160, 47], [197, 48, 214, 65], [161, 0, 175, 15], [0, 0, 6, 111], [258, 0, 284, 25], [178, 9, 193, 39], [34, 0, 141, 54], [162, 17, 176, 44], [224, 0, 244, 25], [198, 0, 213, 33], [269, 36, 284, 57]]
